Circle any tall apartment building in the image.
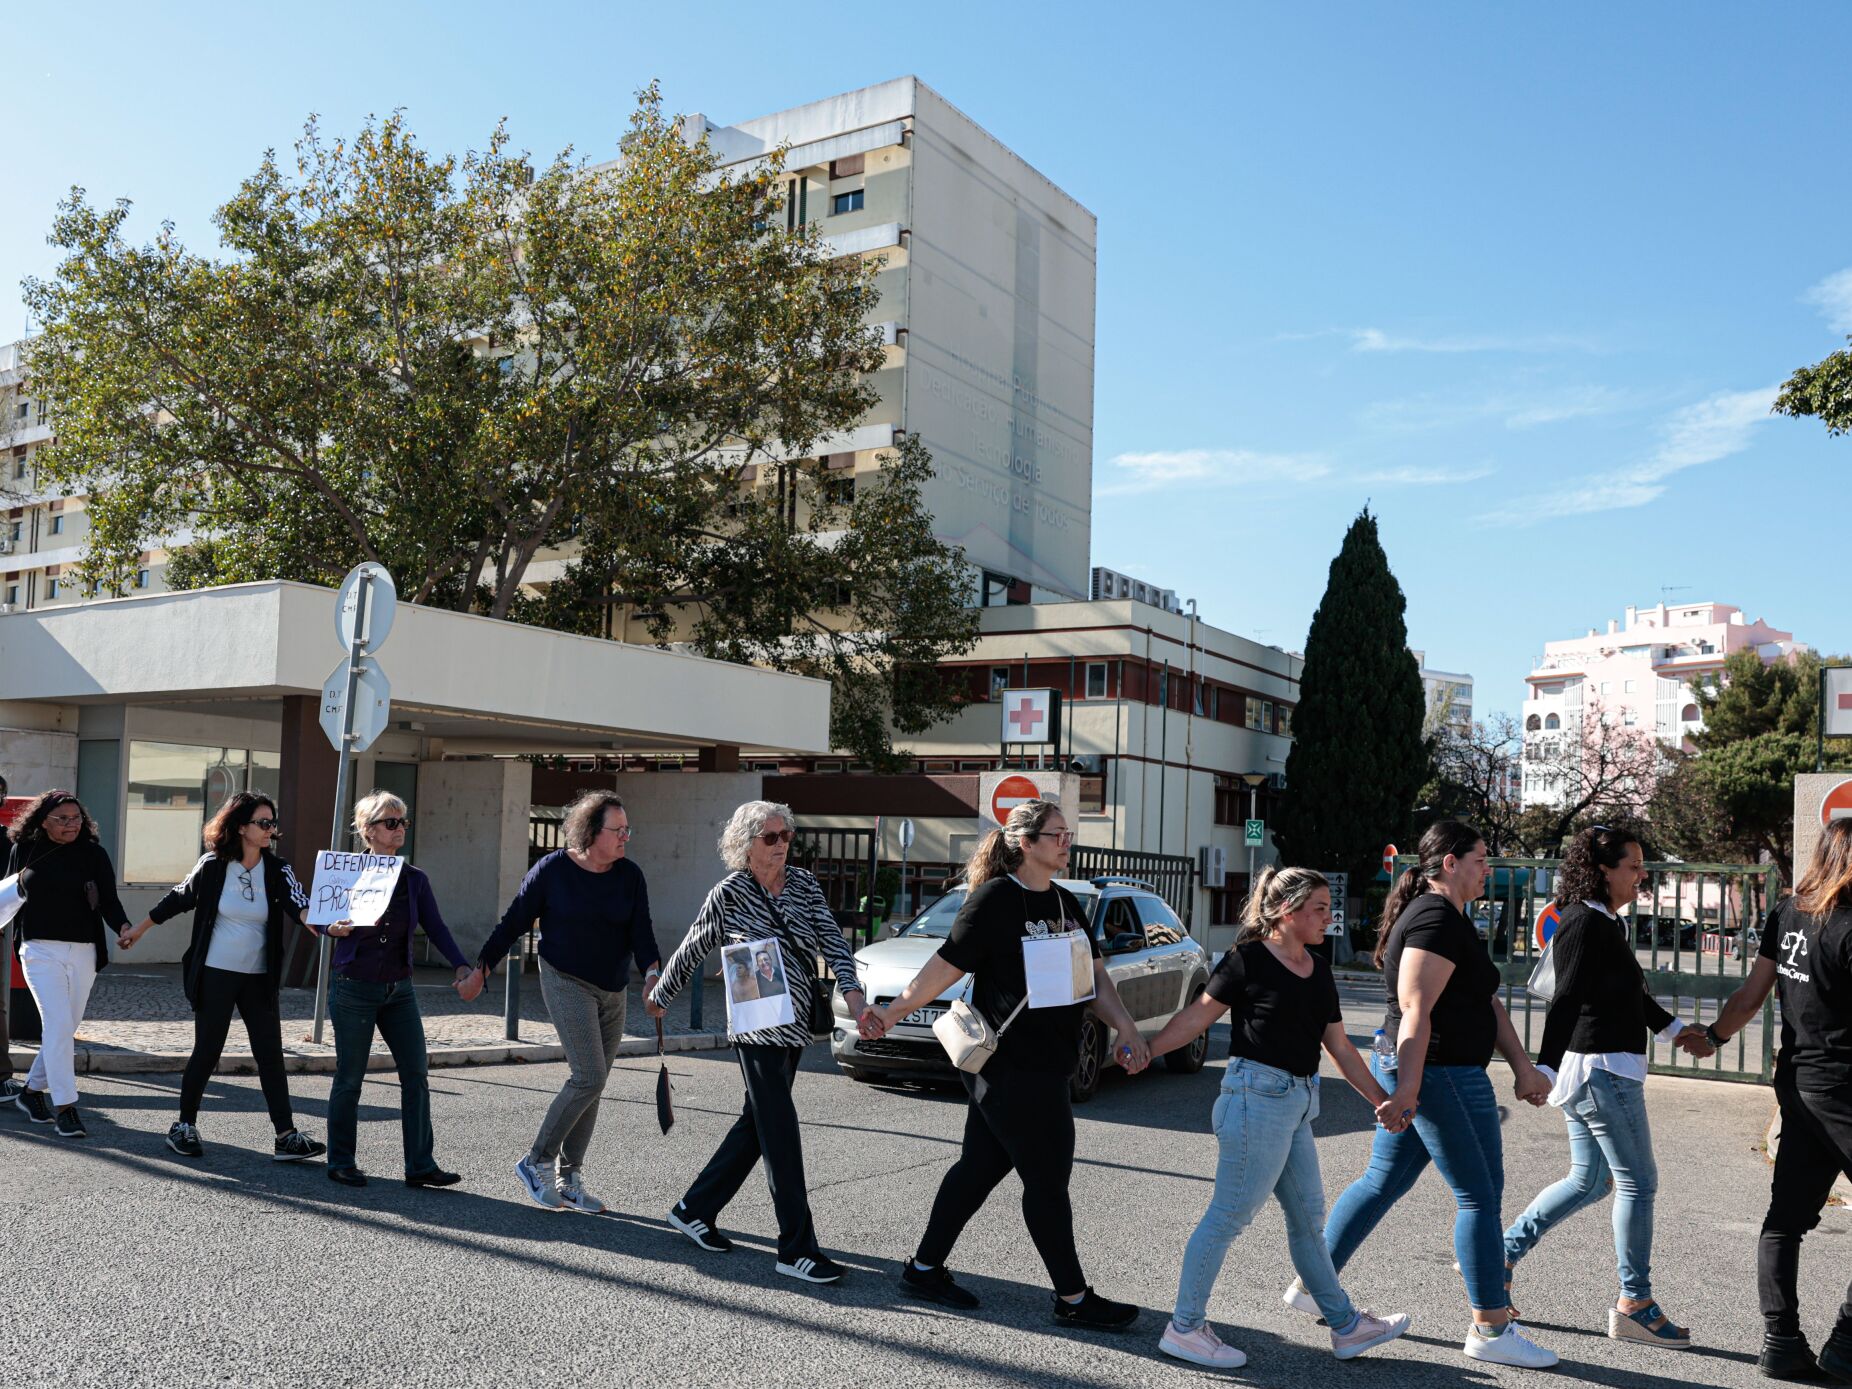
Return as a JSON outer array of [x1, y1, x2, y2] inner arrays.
[[1519, 601, 1804, 807], [1410, 649, 1473, 737]]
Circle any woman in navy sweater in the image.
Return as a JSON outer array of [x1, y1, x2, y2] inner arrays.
[[317, 789, 480, 1190], [466, 790, 661, 1215]]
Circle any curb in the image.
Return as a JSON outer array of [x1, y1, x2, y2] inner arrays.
[[15, 1030, 732, 1078]]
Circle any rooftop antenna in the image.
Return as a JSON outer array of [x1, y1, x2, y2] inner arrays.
[[1659, 585, 1690, 601]]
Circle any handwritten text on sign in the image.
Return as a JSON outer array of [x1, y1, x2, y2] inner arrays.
[[307, 851, 405, 927]]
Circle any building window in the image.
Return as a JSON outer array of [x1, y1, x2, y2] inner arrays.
[[7, 520, 19, 540], [1600, 681, 1612, 694], [122, 741, 279, 883], [831, 189, 864, 215], [46, 578, 60, 598], [135, 569, 150, 589], [1622, 708, 1638, 726], [821, 473, 855, 507], [1262, 700, 1275, 731], [990, 666, 1011, 700], [49, 514, 65, 535], [1681, 703, 1699, 722], [11, 458, 25, 480], [1622, 679, 1636, 693], [1278, 704, 1292, 736], [1545, 713, 1560, 729], [1245, 699, 1263, 731], [4, 584, 16, 605], [1085, 662, 1107, 699]]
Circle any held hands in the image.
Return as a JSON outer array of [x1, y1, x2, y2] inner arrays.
[[1674, 1024, 1715, 1059], [1113, 1032, 1151, 1075], [1374, 1090, 1417, 1133], [1513, 1065, 1552, 1107], [857, 1007, 889, 1041], [453, 966, 484, 1003], [117, 920, 152, 950]]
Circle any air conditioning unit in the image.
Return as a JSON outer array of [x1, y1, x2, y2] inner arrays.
[[0, 603, 13, 614], [0, 539, 13, 554], [1199, 844, 1228, 887]]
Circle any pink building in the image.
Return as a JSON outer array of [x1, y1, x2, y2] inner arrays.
[[1520, 601, 1805, 808]]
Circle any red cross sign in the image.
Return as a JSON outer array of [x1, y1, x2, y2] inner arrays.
[[1000, 688, 1057, 744]]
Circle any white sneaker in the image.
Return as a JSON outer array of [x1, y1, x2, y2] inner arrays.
[[1331, 1308, 1411, 1360], [1283, 1277, 1322, 1318], [1160, 1320, 1248, 1369], [1464, 1321, 1559, 1369], [514, 1155, 563, 1210], [557, 1173, 605, 1215]]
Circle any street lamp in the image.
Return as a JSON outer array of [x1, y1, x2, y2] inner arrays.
[[1240, 772, 1268, 891]]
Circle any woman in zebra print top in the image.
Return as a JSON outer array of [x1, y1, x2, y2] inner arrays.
[[651, 799, 871, 1284]]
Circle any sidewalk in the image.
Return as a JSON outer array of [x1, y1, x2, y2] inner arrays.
[[7, 962, 732, 1076]]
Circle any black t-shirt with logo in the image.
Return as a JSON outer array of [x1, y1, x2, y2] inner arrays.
[[1759, 899, 1852, 1088], [1381, 893, 1501, 1068], [938, 875, 1102, 1077], [1208, 939, 1342, 1077]]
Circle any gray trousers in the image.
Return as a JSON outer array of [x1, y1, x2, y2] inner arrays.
[[529, 963, 627, 1174]]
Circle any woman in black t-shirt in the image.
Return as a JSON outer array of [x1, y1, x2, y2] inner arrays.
[[1709, 820, 1852, 1382], [1141, 866, 1412, 1371], [1304, 820, 1559, 1372], [862, 799, 1149, 1331]]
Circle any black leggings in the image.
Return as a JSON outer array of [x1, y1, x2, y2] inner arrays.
[[179, 966, 296, 1133], [1759, 1073, 1852, 1338], [916, 1067, 1085, 1295]]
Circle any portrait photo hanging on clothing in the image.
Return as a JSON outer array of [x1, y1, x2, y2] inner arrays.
[[722, 937, 796, 1031]]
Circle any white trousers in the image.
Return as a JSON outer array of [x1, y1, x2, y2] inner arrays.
[[21, 938, 98, 1107]]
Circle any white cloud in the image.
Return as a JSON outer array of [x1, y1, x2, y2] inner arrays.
[[1476, 385, 1777, 526], [1098, 448, 1330, 497], [1363, 385, 1631, 433], [1803, 267, 1852, 335], [1348, 327, 1599, 355], [1354, 465, 1496, 486]]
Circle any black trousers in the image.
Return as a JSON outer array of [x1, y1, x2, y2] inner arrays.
[[916, 1066, 1086, 1296], [1759, 1073, 1852, 1337], [179, 966, 296, 1133], [681, 1044, 819, 1263]]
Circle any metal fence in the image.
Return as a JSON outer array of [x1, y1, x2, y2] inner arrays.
[[1393, 854, 1781, 1084], [1068, 846, 1196, 926]]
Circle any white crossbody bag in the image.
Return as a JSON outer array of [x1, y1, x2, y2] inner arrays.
[[933, 981, 1030, 1074]]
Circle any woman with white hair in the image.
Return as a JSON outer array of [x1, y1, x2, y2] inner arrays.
[[316, 789, 480, 1190], [650, 799, 870, 1284]]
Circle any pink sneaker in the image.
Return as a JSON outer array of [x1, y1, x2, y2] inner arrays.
[[1160, 1320, 1248, 1369], [1331, 1308, 1412, 1360]]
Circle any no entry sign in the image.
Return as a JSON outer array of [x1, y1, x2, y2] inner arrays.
[[1821, 777, 1852, 828], [991, 774, 1044, 826]]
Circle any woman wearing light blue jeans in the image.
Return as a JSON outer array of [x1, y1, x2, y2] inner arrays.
[[1145, 867, 1411, 1371]]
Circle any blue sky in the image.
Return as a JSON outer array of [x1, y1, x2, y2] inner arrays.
[[8, 2, 1849, 717]]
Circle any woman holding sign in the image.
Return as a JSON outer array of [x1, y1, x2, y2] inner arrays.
[[858, 799, 1150, 1328], [316, 790, 479, 1189], [650, 800, 870, 1284], [120, 792, 326, 1163]]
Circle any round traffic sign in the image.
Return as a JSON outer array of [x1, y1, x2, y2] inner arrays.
[[990, 774, 1043, 827], [1820, 777, 1852, 828], [1534, 900, 1563, 952], [897, 817, 916, 851], [334, 563, 398, 652], [1382, 843, 1399, 876]]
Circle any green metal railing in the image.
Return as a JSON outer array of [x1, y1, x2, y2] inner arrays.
[[1391, 855, 1782, 1084]]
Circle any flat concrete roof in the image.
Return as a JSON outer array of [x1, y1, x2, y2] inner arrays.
[[0, 581, 832, 755]]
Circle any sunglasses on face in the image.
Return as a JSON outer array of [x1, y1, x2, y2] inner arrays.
[[757, 829, 795, 846], [252, 818, 281, 832], [369, 816, 411, 832]]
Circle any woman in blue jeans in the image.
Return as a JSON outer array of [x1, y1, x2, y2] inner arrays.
[[1144, 866, 1411, 1370], [318, 790, 481, 1188], [1504, 826, 1707, 1346], [1286, 820, 1561, 1370]]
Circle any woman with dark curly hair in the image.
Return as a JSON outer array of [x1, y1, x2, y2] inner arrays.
[[120, 792, 326, 1163], [1502, 825, 1707, 1348], [6, 791, 131, 1138]]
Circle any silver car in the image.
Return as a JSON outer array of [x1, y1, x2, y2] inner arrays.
[[828, 876, 1213, 1103]]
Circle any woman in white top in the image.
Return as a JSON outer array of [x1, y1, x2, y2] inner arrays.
[[1503, 826, 1709, 1345], [121, 793, 326, 1163]]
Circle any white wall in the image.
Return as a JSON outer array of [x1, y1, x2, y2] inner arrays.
[[415, 759, 534, 957], [612, 771, 764, 965], [0, 702, 79, 797]]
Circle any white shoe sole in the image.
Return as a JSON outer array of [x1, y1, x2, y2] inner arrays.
[[776, 1259, 843, 1284], [166, 1137, 203, 1158], [1464, 1334, 1559, 1369], [1333, 1316, 1411, 1361], [560, 1196, 606, 1216], [514, 1160, 563, 1210], [1159, 1334, 1247, 1369], [667, 1208, 730, 1251]]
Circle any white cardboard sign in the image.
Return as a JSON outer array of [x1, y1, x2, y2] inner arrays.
[[1022, 931, 1095, 1009], [307, 851, 405, 927]]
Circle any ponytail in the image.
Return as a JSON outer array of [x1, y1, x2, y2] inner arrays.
[[1371, 817, 1486, 969], [1236, 865, 1328, 945], [965, 798, 1061, 889]]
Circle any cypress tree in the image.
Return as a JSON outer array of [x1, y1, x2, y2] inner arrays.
[[1275, 508, 1427, 885]]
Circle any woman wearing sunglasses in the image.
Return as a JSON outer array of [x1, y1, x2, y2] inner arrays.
[[121, 792, 326, 1163], [6, 791, 132, 1139], [317, 790, 479, 1189], [469, 789, 661, 1215], [650, 800, 870, 1284]]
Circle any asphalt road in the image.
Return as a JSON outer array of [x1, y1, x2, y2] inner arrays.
[[6, 1033, 1844, 1389]]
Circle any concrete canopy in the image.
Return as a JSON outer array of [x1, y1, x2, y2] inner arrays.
[[0, 580, 833, 755]]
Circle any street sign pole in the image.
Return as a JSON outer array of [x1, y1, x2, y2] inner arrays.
[[310, 575, 374, 1045]]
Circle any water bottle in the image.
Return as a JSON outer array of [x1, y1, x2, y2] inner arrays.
[[1372, 1027, 1397, 1073]]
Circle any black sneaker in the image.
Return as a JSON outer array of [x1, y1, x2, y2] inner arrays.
[[900, 1261, 980, 1310], [667, 1204, 733, 1252], [274, 1130, 327, 1163], [167, 1122, 204, 1158], [405, 1168, 462, 1189], [1052, 1286, 1139, 1331], [776, 1253, 845, 1285], [0, 1078, 23, 1102], [1761, 1333, 1824, 1382], [1820, 1328, 1852, 1384], [15, 1088, 54, 1124], [54, 1106, 88, 1139]]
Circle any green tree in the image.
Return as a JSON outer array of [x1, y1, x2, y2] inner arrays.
[[1775, 337, 1852, 436], [1276, 508, 1427, 886]]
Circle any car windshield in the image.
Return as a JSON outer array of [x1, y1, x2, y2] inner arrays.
[[900, 885, 1100, 939]]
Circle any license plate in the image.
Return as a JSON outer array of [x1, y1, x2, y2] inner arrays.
[[903, 1006, 945, 1027]]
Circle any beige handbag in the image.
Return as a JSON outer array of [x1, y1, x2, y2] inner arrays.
[[933, 982, 1030, 1074]]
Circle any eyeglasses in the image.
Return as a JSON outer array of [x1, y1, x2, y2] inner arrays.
[[600, 824, 633, 840], [369, 816, 411, 832], [44, 812, 84, 826], [757, 829, 795, 846], [1029, 830, 1074, 846], [252, 818, 281, 832], [236, 867, 256, 902]]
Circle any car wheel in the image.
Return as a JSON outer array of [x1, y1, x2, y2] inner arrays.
[[1070, 1015, 1105, 1104], [1164, 985, 1210, 1074], [843, 1067, 883, 1084]]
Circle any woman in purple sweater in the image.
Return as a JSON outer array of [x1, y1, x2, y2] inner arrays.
[[318, 790, 480, 1189]]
